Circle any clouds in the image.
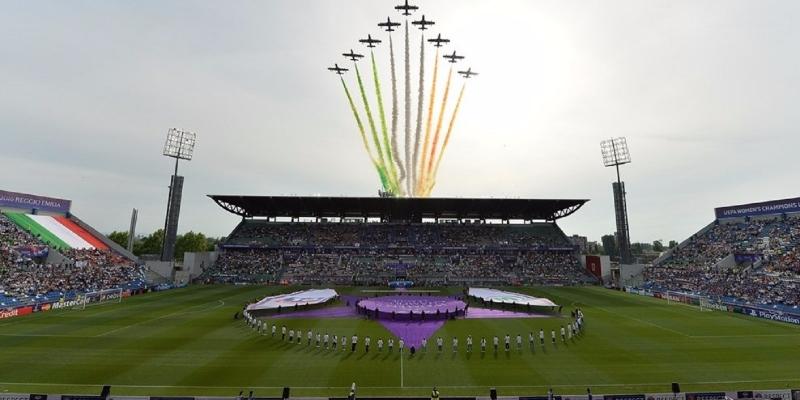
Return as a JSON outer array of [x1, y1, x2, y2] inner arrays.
[[1, 0, 798, 243]]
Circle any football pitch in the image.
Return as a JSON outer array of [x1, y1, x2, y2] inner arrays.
[[1, 285, 799, 397]]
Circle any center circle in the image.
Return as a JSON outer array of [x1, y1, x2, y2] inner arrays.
[[357, 295, 467, 320]]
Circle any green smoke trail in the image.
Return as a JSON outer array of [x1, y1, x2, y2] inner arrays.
[[411, 33, 425, 196], [417, 46, 440, 195], [340, 76, 384, 186], [371, 50, 400, 193], [388, 35, 406, 194], [403, 21, 412, 196], [426, 82, 466, 196], [355, 63, 395, 194], [424, 66, 453, 189]]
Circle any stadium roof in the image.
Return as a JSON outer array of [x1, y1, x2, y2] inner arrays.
[[208, 195, 588, 221]]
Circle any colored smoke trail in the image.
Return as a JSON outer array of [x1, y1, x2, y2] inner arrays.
[[355, 64, 393, 193], [424, 66, 453, 191], [411, 33, 425, 196], [416, 47, 440, 195], [426, 82, 467, 196], [403, 21, 412, 196], [388, 35, 406, 192], [340, 77, 383, 183], [371, 50, 399, 192]]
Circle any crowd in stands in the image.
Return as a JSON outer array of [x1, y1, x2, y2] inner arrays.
[[211, 250, 284, 283], [0, 214, 143, 305], [226, 221, 568, 249], [204, 221, 592, 286], [1, 213, 47, 268], [645, 215, 800, 307]]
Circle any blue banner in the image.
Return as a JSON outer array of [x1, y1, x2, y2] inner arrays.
[[14, 245, 49, 258], [686, 393, 726, 400], [603, 395, 645, 400], [715, 197, 800, 219], [738, 306, 800, 325], [0, 190, 71, 214], [734, 253, 762, 263]]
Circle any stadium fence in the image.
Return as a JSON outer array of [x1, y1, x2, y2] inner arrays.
[[625, 287, 800, 325], [2, 387, 798, 400]]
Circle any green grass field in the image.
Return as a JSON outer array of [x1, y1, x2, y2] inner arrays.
[[1, 285, 799, 398]]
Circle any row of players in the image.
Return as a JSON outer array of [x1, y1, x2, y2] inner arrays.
[[240, 311, 585, 353]]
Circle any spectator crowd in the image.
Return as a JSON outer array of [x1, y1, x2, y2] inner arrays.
[[1, 214, 144, 305], [205, 221, 591, 286], [645, 216, 800, 307]]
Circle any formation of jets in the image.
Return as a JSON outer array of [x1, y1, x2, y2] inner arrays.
[[428, 33, 450, 48], [359, 34, 381, 48], [458, 68, 478, 79], [378, 17, 401, 32], [411, 15, 434, 30], [395, 0, 418, 15], [330, 2, 477, 79], [443, 51, 465, 63]]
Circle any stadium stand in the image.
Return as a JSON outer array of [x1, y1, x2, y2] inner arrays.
[[2, 212, 110, 250], [206, 221, 590, 286], [644, 214, 800, 307], [0, 212, 145, 308], [205, 196, 593, 286]]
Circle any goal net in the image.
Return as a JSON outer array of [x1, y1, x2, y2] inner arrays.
[[698, 296, 716, 312], [664, 291, 714, 312], [80, 288, 124, 309]]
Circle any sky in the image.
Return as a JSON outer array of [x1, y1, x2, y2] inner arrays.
[[1, 0, 799, 244]]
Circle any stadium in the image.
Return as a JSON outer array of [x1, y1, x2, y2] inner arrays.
[[2, 2, 800, 400]]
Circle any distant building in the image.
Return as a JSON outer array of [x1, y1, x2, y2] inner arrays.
[[569, 235, 588, 253]]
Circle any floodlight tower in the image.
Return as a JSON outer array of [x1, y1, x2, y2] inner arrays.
[[161, 128, 196, 262], [600, 137, 632, 264]]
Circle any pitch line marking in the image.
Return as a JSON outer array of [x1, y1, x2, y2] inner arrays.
[[94, 298, 228, 338], [0, 286, 229, 329], [2, 378, 800, 390], [0, 300, 229, 339], [688, 333, 800, 338], [400, 351, 404, 388], [0, 333, 91, 338], [589, 304, 690, 337]]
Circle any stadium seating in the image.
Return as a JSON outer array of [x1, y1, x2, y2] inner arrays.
[[0, 213, 144, 307], [206, 221, 591, 286], [2, 212, 109, 250], [644, 215, 800, 307]]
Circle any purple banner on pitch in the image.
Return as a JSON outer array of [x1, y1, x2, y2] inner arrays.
[[715, 197, 800, 219], [0, 190, 71, 213]]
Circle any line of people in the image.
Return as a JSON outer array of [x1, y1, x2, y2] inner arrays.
[[239, 309, 586, 355]]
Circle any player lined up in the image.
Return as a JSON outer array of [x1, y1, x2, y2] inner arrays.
[[240, 308, 586, 354]]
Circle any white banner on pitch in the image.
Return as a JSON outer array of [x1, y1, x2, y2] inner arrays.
[[468, 287, 557, 307], [247, 288, 338, 311]]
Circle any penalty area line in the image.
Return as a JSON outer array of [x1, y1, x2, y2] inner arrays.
[[94, 299, 226, 338], [590, 304, 690, 337]]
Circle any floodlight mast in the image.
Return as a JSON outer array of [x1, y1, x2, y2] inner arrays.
[[161, 128, 196, 263], [600, 137, 632, 265]]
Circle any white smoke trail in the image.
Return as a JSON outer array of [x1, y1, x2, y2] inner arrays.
[[389, 35, 406, 190], [411, 33, 425, 196], [403, 21, 412, 196]]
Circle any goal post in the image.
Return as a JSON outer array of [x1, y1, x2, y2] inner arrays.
[[664, 291, 713, 312], [698, 295, 716, 312], [81, 288, 124, 309]]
